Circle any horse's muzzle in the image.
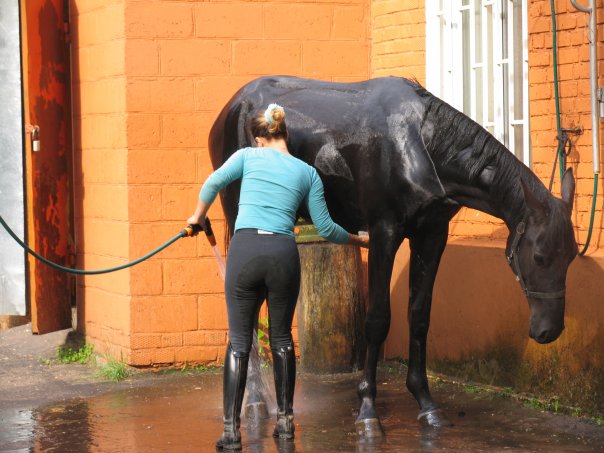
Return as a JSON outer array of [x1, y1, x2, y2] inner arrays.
[[529, 324, 564, 344]]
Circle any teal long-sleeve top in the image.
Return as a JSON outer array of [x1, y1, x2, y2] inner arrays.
[[199, 147, 350, 244]]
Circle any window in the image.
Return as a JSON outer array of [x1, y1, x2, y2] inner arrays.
[[426, 0, 530, 164]]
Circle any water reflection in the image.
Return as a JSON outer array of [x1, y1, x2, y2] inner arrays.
[[0, 372, 601, 452]]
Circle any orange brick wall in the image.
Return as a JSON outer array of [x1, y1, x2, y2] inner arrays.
[[72, 0, 370, 366], [71, 0, 131, 360], [71, 0, 602, 366], [370, 0, 603, 250], [529, 0, 603, 251], [370, 0, 425, 82]]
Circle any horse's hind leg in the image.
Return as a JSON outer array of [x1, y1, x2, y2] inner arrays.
[[355, 221, 403, 438], [407, 222, 451, 427]]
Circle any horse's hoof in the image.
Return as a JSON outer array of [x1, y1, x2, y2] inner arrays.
[[244, 401, 269, 420], [355, 418, 384, 438], [417, 409, 452, 427]]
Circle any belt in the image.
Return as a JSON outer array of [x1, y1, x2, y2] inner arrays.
[[237, 228, 275, 235]]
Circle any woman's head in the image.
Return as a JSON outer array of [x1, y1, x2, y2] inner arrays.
[[251, 103, 288, 142]]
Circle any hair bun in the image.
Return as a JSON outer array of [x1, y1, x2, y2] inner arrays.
[[264, 103, 285, 124]]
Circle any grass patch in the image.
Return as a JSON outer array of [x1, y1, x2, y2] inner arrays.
[[56, 343, 94, 364], [97, 358, 129, 382]]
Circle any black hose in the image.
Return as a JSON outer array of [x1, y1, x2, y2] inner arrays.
[[0, 215, 192, 275]]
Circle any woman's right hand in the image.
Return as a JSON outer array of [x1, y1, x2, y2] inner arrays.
[[349, 233, 370, 248]]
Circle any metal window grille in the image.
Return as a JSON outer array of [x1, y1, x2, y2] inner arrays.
[[426, 0, 530, 164]]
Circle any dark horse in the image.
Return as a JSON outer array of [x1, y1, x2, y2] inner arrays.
[[208, 76, 578, 435]]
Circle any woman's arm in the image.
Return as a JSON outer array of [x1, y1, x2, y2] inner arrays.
[[305, 170, 369, 248], [186, 149, 246, 235]]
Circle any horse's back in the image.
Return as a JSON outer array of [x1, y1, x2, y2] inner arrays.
[[210, 76, 448, 233]]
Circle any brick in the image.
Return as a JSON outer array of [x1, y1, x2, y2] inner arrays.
[[264, 4, 333, 40], [182, 330, 226, 346], [129, 222, 197, 260], [163, 258, 225, 294], [333, 6, 366, 40], [161, 185, 199, 221], [130, 261, 163, 296], [80, 184, 129, 221], [127, 113, 161, 149], [126, 2, 193, 39], [530, 51, 550, 67], [83, 287, 131, 333], [183, 330, 205, 346], [175, 346, 219, 364], [80, 40, 125, 81], [233, 41, 301, 75], [372, 0, 418, 17], [162, 333, 183, 347], [128, 186, 163, 221], [131, 295, 198, 333], [76, 254, 131, 295], [127, 78, 195, 113], [80, 114, 127, 149], [80, 218, 129, 258], [194, 3, 263, 39], [77, 79, 126, 115], [194, 76, 256, 112], [161, 112, 216, 149], [153, 348, 175, 364], [303, 41, 368, 76], [127, 148, 197, 184], [558, 47, 581, 65], [126, 39, 160, 76], [160, 40, 230, 76], [75, 4, 125, 48], [130, 349, 153, 366], [131, 333, 162, 349], [198, 293, 228, 330], [77, 147, 128, 184]]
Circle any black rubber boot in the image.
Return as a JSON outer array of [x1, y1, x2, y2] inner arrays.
[[272, 344, 296, 439], [216, 343, 249, 451]]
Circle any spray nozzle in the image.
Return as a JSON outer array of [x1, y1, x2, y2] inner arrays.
[[183, 223, 203, 237]]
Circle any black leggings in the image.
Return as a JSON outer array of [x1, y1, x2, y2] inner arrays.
[[225, 229, 301, 356]]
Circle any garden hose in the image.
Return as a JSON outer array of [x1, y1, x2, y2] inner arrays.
[[550, 0, 597, 256], [0, 215, 204, 275]]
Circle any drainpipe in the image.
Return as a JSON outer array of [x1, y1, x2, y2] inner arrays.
[[569, 0, 600, 255], [570, 0, 601, 175]]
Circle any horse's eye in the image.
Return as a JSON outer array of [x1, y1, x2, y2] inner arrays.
[[534, 254, 546, 266]]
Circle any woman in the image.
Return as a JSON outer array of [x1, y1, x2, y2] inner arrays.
[[187, 103, 369, 451]]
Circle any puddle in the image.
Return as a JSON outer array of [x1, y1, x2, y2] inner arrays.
[[1, 371, 602, 452]]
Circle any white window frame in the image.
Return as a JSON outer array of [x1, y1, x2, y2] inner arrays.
[[426, 0, 530, 165]]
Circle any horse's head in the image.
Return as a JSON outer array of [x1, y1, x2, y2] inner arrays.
[[507, 169, 578, 344]]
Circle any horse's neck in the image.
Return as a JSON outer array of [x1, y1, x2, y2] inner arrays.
[[446, 145, 548, 231]]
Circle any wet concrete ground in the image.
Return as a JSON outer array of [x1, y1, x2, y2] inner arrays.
[[2, 366, 603, 453]]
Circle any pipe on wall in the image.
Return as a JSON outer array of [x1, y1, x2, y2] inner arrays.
[[570, 0, 601, 174]]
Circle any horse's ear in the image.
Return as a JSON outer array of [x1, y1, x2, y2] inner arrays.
[[561, 167, 575, 214], [521, 178, 549, 223]]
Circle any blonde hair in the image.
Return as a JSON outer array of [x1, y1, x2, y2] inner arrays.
[[251, 103, 287, 140]]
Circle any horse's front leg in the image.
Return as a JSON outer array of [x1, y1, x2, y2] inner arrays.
[[407, 223, 451, 427], [355, 222, 403, 438]]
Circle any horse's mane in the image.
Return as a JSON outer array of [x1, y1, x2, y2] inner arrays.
[[410, 82, 535, 217], [410, 81, 571, 238]]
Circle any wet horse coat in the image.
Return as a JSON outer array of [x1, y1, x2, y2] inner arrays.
[[209, 76, 577, 434]]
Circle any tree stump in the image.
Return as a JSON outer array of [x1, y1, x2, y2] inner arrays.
[[296, 242, 366, 373]]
